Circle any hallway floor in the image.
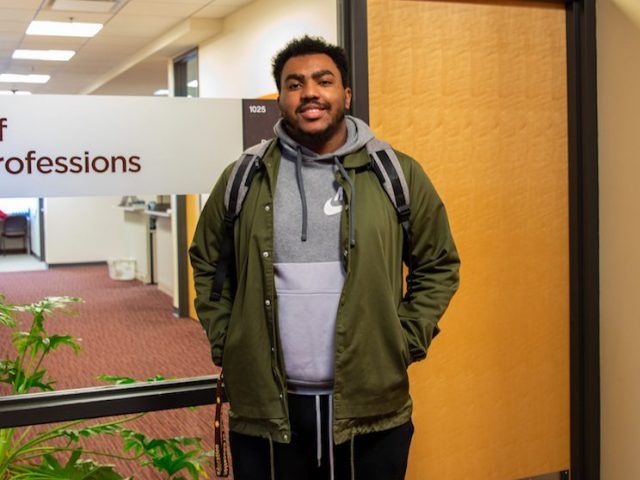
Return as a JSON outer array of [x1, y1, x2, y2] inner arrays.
[[0, 264, 225, 479], [0, 253, 47, 273]]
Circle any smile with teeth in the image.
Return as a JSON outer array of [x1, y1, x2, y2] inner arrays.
[[299, 103, 328, 120]]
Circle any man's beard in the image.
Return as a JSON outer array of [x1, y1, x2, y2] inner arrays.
[[281, 108, 346, 149]]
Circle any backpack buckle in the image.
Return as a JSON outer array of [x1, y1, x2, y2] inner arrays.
[[397, 205, 411, 223], [223, 212, 235, 225]]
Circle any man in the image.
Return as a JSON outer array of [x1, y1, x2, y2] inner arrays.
[[190, 36, 460, 480]]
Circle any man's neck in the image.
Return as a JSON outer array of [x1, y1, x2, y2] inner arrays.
[[286, 121, 348, 155]]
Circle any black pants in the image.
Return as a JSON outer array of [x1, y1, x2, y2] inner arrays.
[[230, 394, 413, 480]]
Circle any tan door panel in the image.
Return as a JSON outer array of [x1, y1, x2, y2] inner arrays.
[[368, 1, 569, 478]]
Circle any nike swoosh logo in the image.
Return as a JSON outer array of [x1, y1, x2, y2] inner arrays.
[[323, 190, 343, 216]]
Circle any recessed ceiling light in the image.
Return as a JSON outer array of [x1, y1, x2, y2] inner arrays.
[[51, 0, 117, 14], [26, 20, 103, 38], [13, 49, 76, 61], [154, 89, 169, 96], [0, 74, 51, 84], [0, 90, 32, 95]]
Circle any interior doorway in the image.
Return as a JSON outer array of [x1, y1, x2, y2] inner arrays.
[[0, 197, 46, 272]]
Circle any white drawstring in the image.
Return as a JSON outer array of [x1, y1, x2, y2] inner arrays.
[[350, 434, 355, 480], [316, 395, 322, 467], [268, 434, 275, 480], [328, 394, 335, 480]]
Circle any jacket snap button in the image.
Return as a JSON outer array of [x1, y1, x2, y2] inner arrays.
[[265, 299, 271, 307], [262, 251, 269, 258], [265, 205, 271, 212]]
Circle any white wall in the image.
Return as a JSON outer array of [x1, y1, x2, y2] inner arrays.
[[122, 209, 150, 282], [199, 0, 337, 98], [44, 197, 126, 264], [598, 0, 640, 478]]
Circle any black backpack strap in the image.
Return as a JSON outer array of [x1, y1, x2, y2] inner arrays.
[[210, 140, 273, 302], [366, 138, 415, 301]]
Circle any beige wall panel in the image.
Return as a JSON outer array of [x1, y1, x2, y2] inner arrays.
[[368, 1, 570, 478], [598, 0, 640, 478]]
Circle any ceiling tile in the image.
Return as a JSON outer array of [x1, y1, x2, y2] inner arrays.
[[131, 0, 207, 4], [19, 36, 87, 49], [0, 20, 31, 34], [118, 1, 203, 17], [0, 1, 43, 9], [33, 11, 112, 23], [0, 8, 38, 22], [212, 0, 254, 6], [0, 32, 21, 44], [100, 15, 179, 37]]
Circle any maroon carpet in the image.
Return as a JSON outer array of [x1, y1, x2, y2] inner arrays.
[[0, 264, 232, 479]]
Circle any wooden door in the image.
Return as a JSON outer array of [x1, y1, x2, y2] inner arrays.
[[368, 1, 570, 478]]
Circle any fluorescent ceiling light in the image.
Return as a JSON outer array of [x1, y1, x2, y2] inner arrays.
[[154, 89, 169, 96], [0, 90, 32, 95], [26, 20, 103, 38], [13, 49, 76, 61], [51, 0, 117, 13], [0, 74, 50, 84], [187, 79, 198, 88]]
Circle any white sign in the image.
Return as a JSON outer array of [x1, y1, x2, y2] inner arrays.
[[0, 95, 243, 198]]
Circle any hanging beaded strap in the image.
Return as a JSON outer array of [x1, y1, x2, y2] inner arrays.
[[213, 372, 230, 477]]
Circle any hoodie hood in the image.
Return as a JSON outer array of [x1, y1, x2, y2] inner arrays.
[[273, 115, 374, 160]]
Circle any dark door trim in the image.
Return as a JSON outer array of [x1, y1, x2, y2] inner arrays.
[[566, 1, 599, 478], [173, 48, 199, 318]]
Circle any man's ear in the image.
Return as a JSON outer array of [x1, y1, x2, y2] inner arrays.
[[345, 87, 352, 110]]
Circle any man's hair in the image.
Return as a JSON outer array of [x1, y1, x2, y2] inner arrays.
[[272, 36, 350, 91]]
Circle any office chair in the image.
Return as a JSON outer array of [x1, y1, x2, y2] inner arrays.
[[1, 214, 29, 255]]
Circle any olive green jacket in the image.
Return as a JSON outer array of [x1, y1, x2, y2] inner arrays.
[[189, 140, 460, 444]]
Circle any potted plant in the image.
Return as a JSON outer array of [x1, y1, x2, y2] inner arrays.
[[0, 295, 214, 479]]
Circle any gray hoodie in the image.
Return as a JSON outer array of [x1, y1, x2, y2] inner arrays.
[[272, 115, 374, 394]]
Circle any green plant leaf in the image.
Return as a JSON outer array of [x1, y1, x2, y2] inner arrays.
[[14, 296, 83, 316], [0, 310, 16, 328], [12, 331, 81, 358], [145, 374, 168, 382], [97, 375, 137, 385], [10, 450, 124, 479], [98, 374, 171, 385], [20, 368, 56, 392], [117, 430, 212, 479], [60, 423, 124, 443], [45, 335, 82, 354], [11, 331, 33, 354]]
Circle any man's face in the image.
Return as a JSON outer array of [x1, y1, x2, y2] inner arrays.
[[278, 53, 352, 150]]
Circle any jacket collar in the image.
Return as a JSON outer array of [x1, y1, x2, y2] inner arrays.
[[263, 139, 370, 175]]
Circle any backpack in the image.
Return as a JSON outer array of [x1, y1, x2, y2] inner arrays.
[[210, 137, 414, 302]]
